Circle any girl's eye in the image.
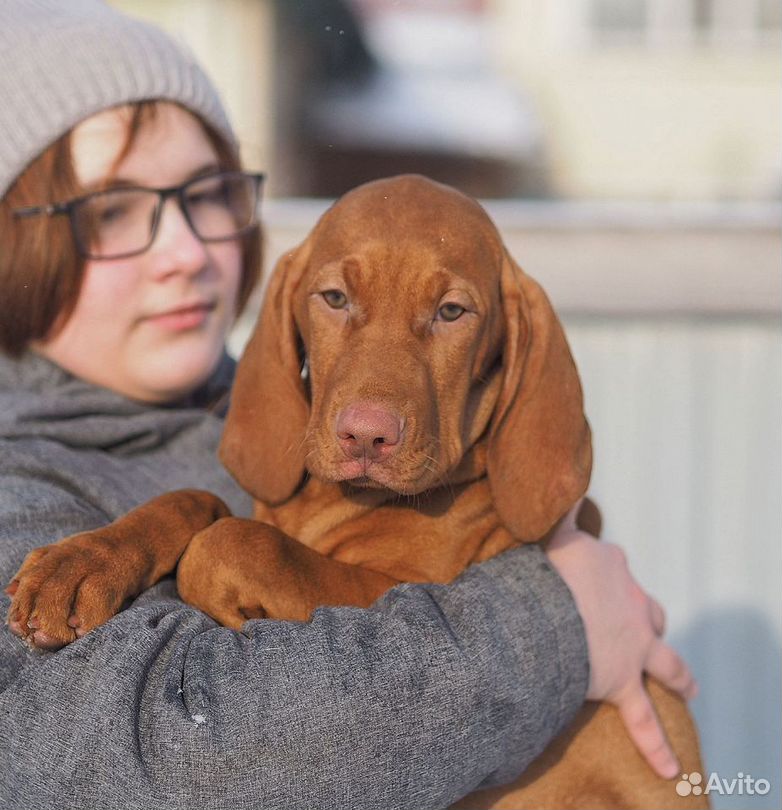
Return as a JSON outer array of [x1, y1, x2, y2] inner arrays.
[[92, 201, 131, 226], [185, 177, 228, 208], [187, 188, 225, 207], [99, 206, 126, 224], [322, 290, 348, 309], [438, 303, 466, 322]]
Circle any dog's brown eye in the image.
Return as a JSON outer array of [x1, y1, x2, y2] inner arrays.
[[322, 290, 348, 309], [438, 303, 466, 322]]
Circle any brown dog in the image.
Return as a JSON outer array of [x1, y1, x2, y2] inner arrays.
[[9, 175, 707, 809]]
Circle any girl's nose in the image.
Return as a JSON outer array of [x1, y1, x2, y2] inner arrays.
[[146, 197, 209, 277]]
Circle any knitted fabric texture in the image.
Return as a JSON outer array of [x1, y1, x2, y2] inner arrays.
[[0, 0, 235, 198]]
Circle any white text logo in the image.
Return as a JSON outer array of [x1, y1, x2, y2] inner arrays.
[[676, 771, 771, 797]]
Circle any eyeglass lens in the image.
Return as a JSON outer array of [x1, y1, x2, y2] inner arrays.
[[73, 173, 259, 259]]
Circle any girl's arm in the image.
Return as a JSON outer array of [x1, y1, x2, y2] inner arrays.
[[1, 474, 588, 810]]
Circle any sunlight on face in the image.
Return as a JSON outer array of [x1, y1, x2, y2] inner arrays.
[[33, 103, 243, 403]]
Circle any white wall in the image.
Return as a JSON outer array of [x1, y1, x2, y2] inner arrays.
[[566, 314, 782, 809]]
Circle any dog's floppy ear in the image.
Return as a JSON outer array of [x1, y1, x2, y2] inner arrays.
[[487, 252, 592, 541], [219, 241, 312, 505]]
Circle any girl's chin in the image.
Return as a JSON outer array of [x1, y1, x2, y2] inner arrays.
[[132, 336, 225, 402]]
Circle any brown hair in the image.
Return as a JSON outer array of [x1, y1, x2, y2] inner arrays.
[[0, 101, 262, 357]]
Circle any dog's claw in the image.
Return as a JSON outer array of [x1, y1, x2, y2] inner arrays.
[[30, 630, 65, 651]]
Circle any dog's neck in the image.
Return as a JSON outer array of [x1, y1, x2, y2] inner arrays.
[[254, 439, 495, 556]]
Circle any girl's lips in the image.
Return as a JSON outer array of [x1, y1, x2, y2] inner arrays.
[[145, 302, 215, 332]]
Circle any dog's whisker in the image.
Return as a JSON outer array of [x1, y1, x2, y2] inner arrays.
[[420, 451, 453, 500], [280, 431, 313, 461]]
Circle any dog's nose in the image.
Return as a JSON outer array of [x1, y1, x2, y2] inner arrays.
[[336, 404, 402, 462]]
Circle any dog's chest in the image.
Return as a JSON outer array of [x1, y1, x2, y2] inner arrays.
[[255, 478, 517, 583]]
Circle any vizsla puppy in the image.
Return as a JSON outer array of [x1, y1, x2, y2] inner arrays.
[[8, 175, 707, 809]]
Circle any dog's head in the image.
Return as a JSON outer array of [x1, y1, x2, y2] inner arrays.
[[221, 175, 591, 541]]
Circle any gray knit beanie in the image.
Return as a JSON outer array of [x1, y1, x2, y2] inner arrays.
[[0, 0, 236, 199]]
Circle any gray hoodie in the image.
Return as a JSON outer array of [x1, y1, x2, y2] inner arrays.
[[0, 350, 588, 810]]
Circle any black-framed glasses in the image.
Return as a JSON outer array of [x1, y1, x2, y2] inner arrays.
[[14, 170, 265, 260]]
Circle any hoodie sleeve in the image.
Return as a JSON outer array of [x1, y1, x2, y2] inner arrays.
[[0, 472, 588, 810]]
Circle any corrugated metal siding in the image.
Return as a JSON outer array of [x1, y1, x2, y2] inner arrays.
[[564, 315, 782, 810]]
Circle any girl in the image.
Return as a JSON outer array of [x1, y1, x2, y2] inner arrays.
[[0, 2, 693, 808]]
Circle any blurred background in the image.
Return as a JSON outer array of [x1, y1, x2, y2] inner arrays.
[[114, 1, 781, 806]]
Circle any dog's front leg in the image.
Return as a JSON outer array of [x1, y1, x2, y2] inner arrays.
[[7, 489, 230, 649], [176, 518, 400, 627]]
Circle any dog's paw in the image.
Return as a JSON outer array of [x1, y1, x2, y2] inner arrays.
[[5, 531, 137, 650], [176, 519, 281, 629]]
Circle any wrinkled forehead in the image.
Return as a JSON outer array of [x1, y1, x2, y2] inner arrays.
[[307, 178, 504, 288]]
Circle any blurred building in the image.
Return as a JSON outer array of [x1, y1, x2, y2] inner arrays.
[[271, 0, 547, 197], [491, 0, 781, 200], [114, 0, 779, 202]]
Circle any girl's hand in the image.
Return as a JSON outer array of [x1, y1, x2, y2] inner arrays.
[[546, 503, 698, 780]]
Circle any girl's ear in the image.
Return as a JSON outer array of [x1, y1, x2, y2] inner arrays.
[[220, 240, 312, 504], [487, 252, 592, 541]]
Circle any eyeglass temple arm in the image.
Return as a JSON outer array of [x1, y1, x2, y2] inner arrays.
[[13, 202, 69, 218]]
